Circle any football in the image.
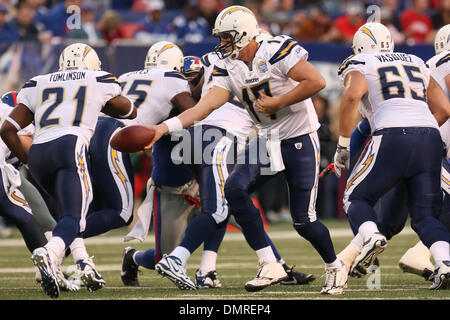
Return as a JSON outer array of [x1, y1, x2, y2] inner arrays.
[[110, 125, 155, 153]]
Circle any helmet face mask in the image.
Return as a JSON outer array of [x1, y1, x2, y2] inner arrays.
[[434, 24, 450, 55], [212, 6, 259, 60], [213, 30, 243, 59]]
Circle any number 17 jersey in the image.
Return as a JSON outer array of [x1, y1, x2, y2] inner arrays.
[[17, 70, 121, 145], [338, 52, 437, 133]]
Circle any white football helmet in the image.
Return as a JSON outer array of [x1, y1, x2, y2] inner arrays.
[[144, 41, 184, 71], [212, 6, 259, 59], [434, 24, 450, 54], [181, 56, 202, 80], [255, 28, 273, 42], [59, 43, 101, 71], [352, 22, 394, 54]]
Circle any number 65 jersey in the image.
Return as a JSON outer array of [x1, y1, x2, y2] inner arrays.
[[17, 70, 121, 145], [338, 52, 438, 133]]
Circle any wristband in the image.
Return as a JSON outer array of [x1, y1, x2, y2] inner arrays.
[[118, 97, 135, 119], [338, 136, 350, 148], [163, 117, 183, 133], [6, 117, 22, 131]]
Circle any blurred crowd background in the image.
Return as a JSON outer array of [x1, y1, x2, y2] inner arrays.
[[0, 0, 446, 234]]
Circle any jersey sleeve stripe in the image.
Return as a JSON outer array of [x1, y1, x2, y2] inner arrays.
[[164, 71, 187, 80], [338, 60, 365, 76], [212, 65, 229, 77], [228, 96, 245, 109], [22, 80, 37, 89], [436, 53, 450, 68], [201, 54, 211, 67], [96, 74, 119, 84], [268, 38, 299, 65]]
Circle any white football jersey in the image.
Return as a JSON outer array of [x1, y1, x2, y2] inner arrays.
[[197, 52, 254, 140], [211, 35, 320, 140], [0, 102, 34, 165], [17, 70, 121, 145], [427, 50, 450, 97], [427, 51, 450, 159], [118, 68, 190, 126], [339, 52, 437, 133]]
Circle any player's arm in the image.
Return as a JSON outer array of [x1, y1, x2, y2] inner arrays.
[[102, 95, 137, 120], [171, 91, 198, 113], [446, 74, 450, 97], [333, 71, 368, 177], [0, 104, 34, 164], [255, 60, 326, 116], [427, 76, 450, 126], [145, 85, 231, 149]]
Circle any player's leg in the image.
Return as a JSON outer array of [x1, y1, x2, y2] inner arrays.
[[84, 120, 135, 237], [225, 137, 288, 291], [405, 129, 450, 289], [280, 132, 346, 294], [155, 130, 235, 290], [344, 132, 406, 277], [18, 169, 56, 232], [122, 181, 199, 286]]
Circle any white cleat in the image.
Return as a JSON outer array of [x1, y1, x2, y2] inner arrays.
[[155, 254, 197, 290], [244, 260, 288, 292], [398, 242, 434, 281], [350, 233, 387, 277], [31, 247, 60, 299], [320, 261, 348, 295], [429, 261, 450, 290], [77, 257, 105, 292]]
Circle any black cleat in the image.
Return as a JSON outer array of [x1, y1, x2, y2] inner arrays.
[[281, 264, 316, 285], [121, 247, 140, 287]]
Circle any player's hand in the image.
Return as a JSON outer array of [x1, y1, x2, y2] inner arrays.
[[144, 123, 168, 150], [255, 91, 283, 117], [333, 145, 350, 178]]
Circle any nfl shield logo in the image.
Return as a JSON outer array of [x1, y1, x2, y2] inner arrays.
[[295, 143, 302, 150], [258, 61, 268, 73]]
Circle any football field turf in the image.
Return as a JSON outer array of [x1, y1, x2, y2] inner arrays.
[[0, 219, 448, 301]]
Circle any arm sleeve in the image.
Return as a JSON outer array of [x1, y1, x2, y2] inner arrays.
[[96, 72, 122, 105], [349, 118, 372, 171], [210, 63, 231, 92], [274, 38, 309, 75], [16, 78, 38, 112], [338, 55, 367, 82]]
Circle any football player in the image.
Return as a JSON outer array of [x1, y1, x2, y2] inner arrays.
[[338, 24, 450, 282], [0, 43, 136, 298], [333, 22, 450, 289], [118, 41, 228, 288], [146, 6, 346, 294]]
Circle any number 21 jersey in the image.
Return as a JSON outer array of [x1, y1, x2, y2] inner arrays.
[[17, 70, 121, 145]]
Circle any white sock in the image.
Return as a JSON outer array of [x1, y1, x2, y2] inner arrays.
[[358, 221, 379, 241], [44, 231, 53, 242], [277, 258, 286, 266], [351, 233, 364, 247], [255, 246, 277, 263], [69, 237, 89, 263], [44, 236, 66, 260], [199, 250, 217, 274], [429, 241, 450, 263], [325, 258, 342, 269], [171, 246, 191, 267], [337, 239, 361, 267]]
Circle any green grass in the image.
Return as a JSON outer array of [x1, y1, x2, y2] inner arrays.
[[0, 219, 449, 300]]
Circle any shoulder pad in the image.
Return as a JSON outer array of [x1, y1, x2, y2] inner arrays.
[[338, 56, 365, 76], [22, 79, 37, 89], [268, 37, 299, 65], [96, 73, 119, 84], [212, 65, 229, 77]]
